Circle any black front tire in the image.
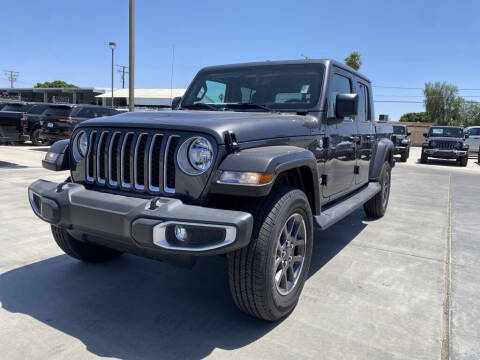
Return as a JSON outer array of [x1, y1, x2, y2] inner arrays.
[[400, 151, 408, 162], [420, 150, 428, 164], [51, 226, 123, 263], [228, 186, 313, 321], [364, 161, 391, 218], [459, 156, 468, 167]]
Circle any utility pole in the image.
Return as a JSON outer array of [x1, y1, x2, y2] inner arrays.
[[4, 70, 19, 88], [108, 42, 117, 108], [116, 65, 129, 88], [129, 0, 135, 112]]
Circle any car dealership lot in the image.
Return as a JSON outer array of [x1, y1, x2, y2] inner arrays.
[[0, 145, 479, 359]]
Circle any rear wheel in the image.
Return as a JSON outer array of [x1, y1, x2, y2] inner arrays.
[[364, 161, 391, 218], [51, 226, 123, 263], [30, 128, 44, 146], [228, 186, 313, 321]]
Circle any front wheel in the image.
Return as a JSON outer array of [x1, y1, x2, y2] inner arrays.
[[458, 156, 468, 167], [420, 150, 428, 164], [51, 226, 123, 263], [228, 186, 313, 321], [364, 161, 391, 218]]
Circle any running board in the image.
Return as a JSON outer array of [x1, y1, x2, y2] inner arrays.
[[314, 182, 381, 230]]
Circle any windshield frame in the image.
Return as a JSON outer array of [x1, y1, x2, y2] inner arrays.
[[428, 126, 464, 138], [181, 63, 326, 112]]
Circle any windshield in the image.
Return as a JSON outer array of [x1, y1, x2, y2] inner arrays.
[[1, 104, 23, 112], [182, 64, 325, 111], [467, 127, 480, 136], [428, 127, 463, 138], [393, 126, 406, 135]]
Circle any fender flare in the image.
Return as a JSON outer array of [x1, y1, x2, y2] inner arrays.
[[209, 145, 321, 214], [369, 138, 394, 181], [42, 139, 70, 171]]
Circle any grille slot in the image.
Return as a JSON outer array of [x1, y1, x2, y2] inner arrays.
[[121, 133, 135, 188], [434, 140, 456, 149], [149, 134, 164, 192], [83, 129, 183, 196], [164, 136, 179, 194]]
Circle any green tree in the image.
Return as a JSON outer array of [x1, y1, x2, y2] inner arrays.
[[34, 80, 77, 88], [424, 82, 460, 125], [344, 51, 362, 70], [460, 100, 480, 126], [399, 112, 431, 123]]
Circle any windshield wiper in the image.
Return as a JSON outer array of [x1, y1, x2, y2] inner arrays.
[[223, 103, 273, 112], [181, 103, 221, 111]]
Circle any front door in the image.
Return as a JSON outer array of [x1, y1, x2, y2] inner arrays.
[[323, 70, 356, 199]]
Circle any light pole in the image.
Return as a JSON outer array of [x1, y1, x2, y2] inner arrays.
[[109, 41, 116, 108], [129, 0, 135, 112]]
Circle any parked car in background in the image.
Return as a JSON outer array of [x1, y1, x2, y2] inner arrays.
[[39, 104, 119, 143], [0, 102, 37, 144], [421, 126, 469, 166], [20, 103, 53, 146], [464, 126, 480, 154], [392, 124, 411, 162]]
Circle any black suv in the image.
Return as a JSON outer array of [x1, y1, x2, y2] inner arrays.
[[421, 126, 469, 166], [39, 104, 119, 143], [392, 124, 411, 162], [29, 59, 395, 321]]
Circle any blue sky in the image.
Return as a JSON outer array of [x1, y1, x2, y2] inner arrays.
[[1, 0, 479, 120]]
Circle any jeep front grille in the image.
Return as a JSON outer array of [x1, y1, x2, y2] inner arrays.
[[432, 140, 456, 149], [85, 129, 181, 195]]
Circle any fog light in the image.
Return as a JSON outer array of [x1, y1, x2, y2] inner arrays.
[[174, 225, 188, 242]]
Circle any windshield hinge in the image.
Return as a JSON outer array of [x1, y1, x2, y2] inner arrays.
[[224, 131, 240, 153]]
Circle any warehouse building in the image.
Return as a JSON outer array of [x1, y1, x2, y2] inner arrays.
[[96, 88, 185, 107]]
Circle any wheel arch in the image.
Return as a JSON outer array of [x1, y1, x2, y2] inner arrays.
[[369, 138, 394, 181]]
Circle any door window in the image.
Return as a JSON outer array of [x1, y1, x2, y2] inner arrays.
[[195, 80, 227, 104], [327, 73, 352, 119], [357, 83, 370, 122]]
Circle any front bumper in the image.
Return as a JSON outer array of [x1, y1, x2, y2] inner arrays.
[[28, 180, 253, 256], [423, 148, 467, 159], [394, 146, 408, 154]]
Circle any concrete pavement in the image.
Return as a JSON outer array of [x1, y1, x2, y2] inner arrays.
[[0, 144, 479, 359]]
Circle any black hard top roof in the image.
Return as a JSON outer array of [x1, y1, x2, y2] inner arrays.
[[200, 59, 371, 83]]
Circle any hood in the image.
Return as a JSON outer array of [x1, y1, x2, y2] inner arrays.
[[77, 110, 317, 144], [428, 136, 464, 142]]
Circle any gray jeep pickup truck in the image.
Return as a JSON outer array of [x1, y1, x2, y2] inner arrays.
[[28, 59, 394, 321]]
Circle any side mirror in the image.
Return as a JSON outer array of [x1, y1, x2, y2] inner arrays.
[[423, 133, 428, 137], [171, 96, 182, 110], [464, 133, 469, 139], [335, 93, 358, 118], [407, 132, 412, 136]]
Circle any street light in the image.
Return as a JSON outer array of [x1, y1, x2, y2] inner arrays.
[[109, 41, 117, 108]]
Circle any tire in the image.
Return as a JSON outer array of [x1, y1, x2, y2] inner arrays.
[[30, 127, 44, 146], [228, 186, 313, 321], [420, 150, 428, 164], [400, 151, 408, 162], [51, 225, 123, 263], [459, 156, 468, 167], [364, 161, 391, 218]]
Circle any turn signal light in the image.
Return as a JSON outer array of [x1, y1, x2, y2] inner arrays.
[[218, 171, 274, 185]]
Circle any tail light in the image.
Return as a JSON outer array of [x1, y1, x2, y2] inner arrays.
[[21, 114, 29, 128], [59, 118, 78, 124]]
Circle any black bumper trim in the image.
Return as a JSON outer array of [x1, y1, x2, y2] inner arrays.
[[28, 180, 253, 256]]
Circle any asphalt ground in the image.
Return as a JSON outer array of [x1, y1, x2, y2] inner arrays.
[[0, 144, 479, 359]]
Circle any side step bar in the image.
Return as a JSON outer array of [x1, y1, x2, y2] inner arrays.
[[314, 182, 381, 230]]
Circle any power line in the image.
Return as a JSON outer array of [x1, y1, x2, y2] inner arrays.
[[375, 94, 480, 98], [3, 70, 19, 88], [373, 85, 480, 91], [116, 65, 129, 88], [374, 100, 423, 103]]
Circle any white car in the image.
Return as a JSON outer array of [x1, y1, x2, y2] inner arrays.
[[465, 126, 480, 153]]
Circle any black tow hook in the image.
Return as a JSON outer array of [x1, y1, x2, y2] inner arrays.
[[56, 176, 72, 193], [149, 197, 162, 210]]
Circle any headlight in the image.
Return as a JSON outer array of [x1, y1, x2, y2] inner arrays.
[[78, 132, 89, 157], [401, 139, 409, 145], [177, 136, 214, 175], [430, 140, 436, 147], [72, 131, 88, 161], [188, 137, 213, 171]]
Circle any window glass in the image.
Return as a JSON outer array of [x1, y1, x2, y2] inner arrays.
[[28, 105, 49, 115], [182, 64, 324, 110], [393, 126, 406, 135], [43, 106, 71, 116], [429, 127, 463, 137], [327, 73, 352, 118], [2, 104, 24, 111], [357, 83, 366, 122], [468, 128, 480, 136]]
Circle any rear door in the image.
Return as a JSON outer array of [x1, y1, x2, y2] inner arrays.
[[323, 69, 356, 198], [355, 80, 374, 185]]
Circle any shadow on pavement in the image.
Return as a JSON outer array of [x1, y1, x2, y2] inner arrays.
[[0, 161, 27, 168], [0, 209, 368, 359]]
